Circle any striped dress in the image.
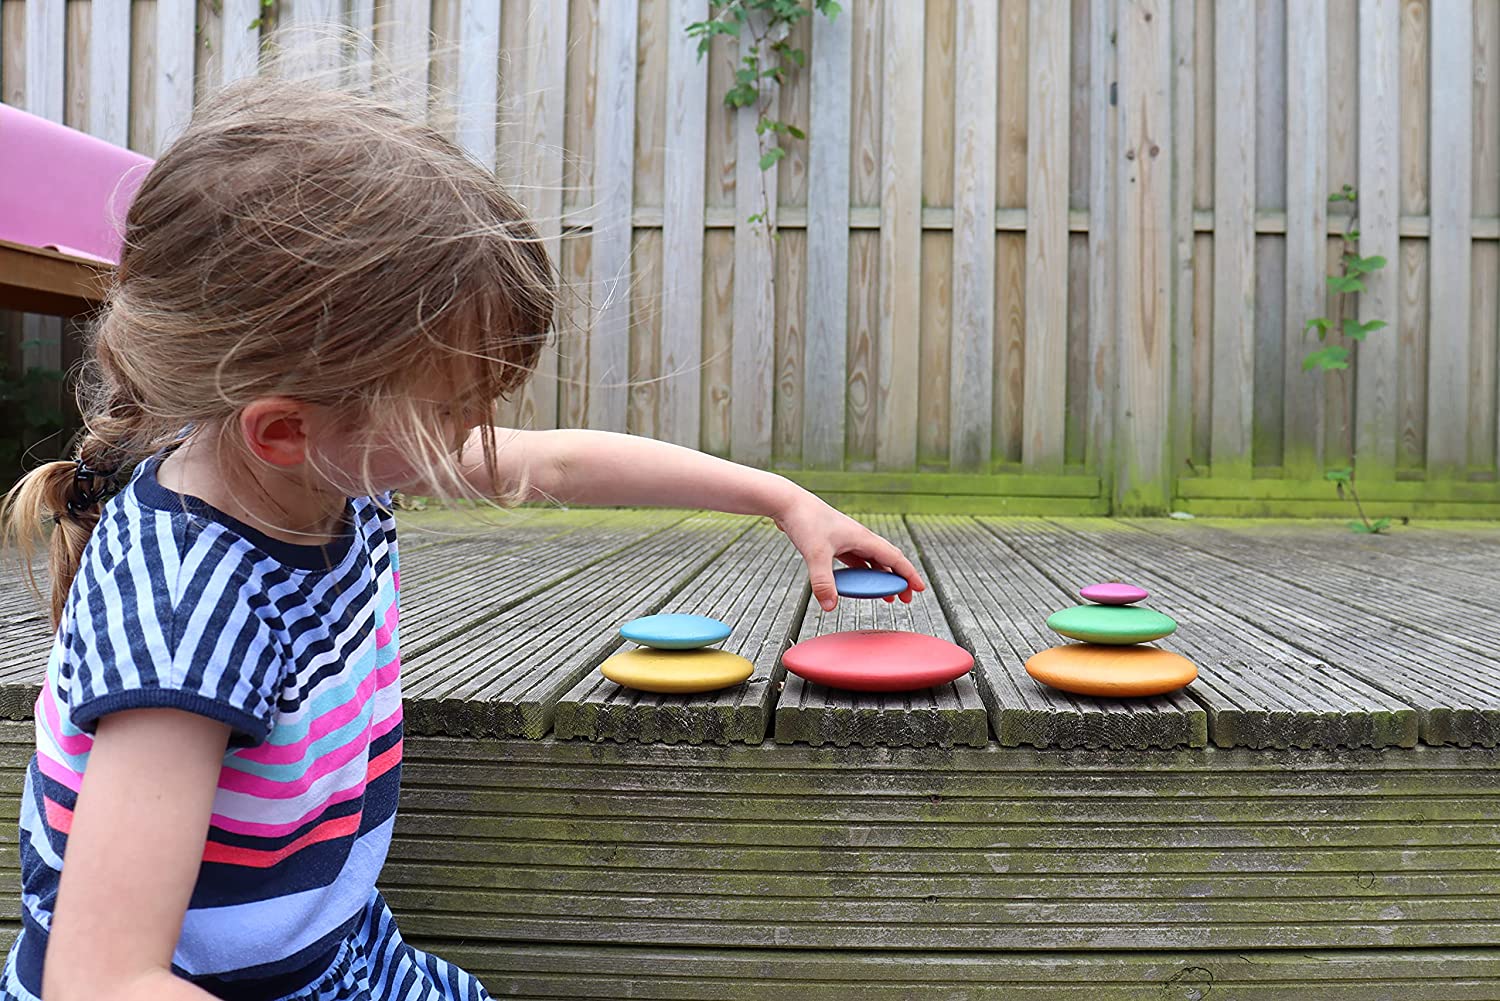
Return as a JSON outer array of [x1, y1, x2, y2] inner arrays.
[[1, 457, 490, 1001]]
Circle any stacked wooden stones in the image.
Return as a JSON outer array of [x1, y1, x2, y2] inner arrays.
[[1025, 583, 1198, 697], [600, 613, 754, 694]]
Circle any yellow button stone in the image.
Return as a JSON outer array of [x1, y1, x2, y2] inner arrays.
[[600, 647, 755, 694], [1025, 644, 1198, 697]]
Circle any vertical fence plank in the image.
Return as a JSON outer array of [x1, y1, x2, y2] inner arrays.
[[218, 0, 263, 85], [659, 0, 705, 450], [89, 0, 129, 144], [281, 0, 344, 78], [950, 0, 996, 470], [628, 0, 667, 439], [558, 0, 596, 430], [874, 0, 922, 470], [1478, 0, 1500, 470], [701, 28, 735, 456], [1427, 0, 1473, 476], [384, 0, 432, 118], [1397, 0, 1428, 472], [588, 0, 636, 433], [1356, 0, 1400, 480], [845, 0, 880, 467], [730, 31, 776, 466], [803, 8, 851, 469], [1252, 0, 1286, 469], [510, 0, 568, 433], [23, 0, 61, 121], [994, 0, 1027, 464], [153, 0, 195, 150], [454, 0, 500, 170], [1322, 0, 1357, 468], [1206, 0, 1254, 477], [1167, 0, 1193, 485], [1281, 0, 1326, 478], [919, 0, 954, 468], [1085, 0, 1115, 486], [1021, 0, 1069, 470], [1114, 0, 1172, 513]]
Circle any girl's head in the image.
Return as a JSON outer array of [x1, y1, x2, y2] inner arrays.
[[3, 78, 557, 624]]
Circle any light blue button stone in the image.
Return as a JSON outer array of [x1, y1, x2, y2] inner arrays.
[[620, 613, 732, 650], [833, 567, 908, 598]]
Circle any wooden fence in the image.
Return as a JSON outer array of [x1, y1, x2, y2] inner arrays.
[[2, 0, 1498, 516]]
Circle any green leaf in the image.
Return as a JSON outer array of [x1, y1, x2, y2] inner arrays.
[[785, 124, 806, 140], [1371, 517, 1392, 533], [1305, 317, 1331, 336], [1326, 274, 1367, 294], [1341, 317, 1388, 340], [1359, 254, 1387, 271], [1324, 467, 1353, 483], [818, 0, 843, 18], [1350, 520, 1377, 533], [758, 146, 786, 170], [1303, 346, 1351, 371]]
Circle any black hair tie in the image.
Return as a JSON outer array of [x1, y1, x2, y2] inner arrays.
[[64, 459, 119, 515]]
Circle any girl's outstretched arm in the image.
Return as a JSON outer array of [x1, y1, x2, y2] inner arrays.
[[462, 428, 925, 611], [44, 709, 230, 1001]]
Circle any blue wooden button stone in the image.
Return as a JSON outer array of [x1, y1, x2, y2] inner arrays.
[[833, 567, 908, 599], [620, 613, 732, 650]]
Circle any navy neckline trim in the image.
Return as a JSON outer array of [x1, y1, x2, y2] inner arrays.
[[131, 455, 359, 572]]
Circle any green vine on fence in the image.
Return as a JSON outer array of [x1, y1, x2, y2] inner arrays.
[[687, 0, 840, 235], [1302, 183, 1390, 534]]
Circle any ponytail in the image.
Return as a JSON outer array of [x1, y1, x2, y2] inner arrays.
[[2, 385, 158, 629]]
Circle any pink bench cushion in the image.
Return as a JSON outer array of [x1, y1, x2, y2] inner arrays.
[[0, 103, 153, 265]]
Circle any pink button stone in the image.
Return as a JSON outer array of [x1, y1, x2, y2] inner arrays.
[[1079, 582, 1149, 605]]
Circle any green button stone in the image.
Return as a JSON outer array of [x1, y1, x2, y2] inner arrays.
[[1045, 605, 1177, 645]]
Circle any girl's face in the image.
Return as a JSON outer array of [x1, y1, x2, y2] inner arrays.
[[307, 380, 490, 497]]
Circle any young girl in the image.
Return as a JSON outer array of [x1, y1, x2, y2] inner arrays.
[[0, 80, 922, 1000]]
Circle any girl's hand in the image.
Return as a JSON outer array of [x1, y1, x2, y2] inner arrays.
[[772, 494, 926, 611]]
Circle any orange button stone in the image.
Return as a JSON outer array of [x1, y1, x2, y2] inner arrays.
[[1025, 644, 1198, 697]]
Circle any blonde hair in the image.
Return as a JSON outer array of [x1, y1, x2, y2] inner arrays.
[[1, 78, 557, 627]]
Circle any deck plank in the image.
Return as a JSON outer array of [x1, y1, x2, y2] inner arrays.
[[773, 515, 989, 749], [553, 522, 809, 745], [983, 518, 1417, 749], [1069, 520, 1500, 746], [908, 516, 1206, 749], [401, 514, 749, 738]]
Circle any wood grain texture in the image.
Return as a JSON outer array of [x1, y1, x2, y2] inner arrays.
[[950, 0, 997, 469], [280, 0, 344, 80], [990, 518, 1416, 750], [845, 230, 878, 466], [1021, 0, 1069, 470], [22, 0, 62, 121], [1281, 0, 1327, 478], [1356, 0, 1401, 479], [919, 230, 953, 466], [775, 515, 989, 749], [874, 0, 922, 471], [910, 516, 1205, 750], [561, 0, 597, 213], [658, 0, 706, 450], [1252, 0, 1286, 469], [402, 513, 746, 737], [88, 0, 129, 144], [1426, 0, 1473, 476], [453, 0, 501, 170], [701, 227, 734, 456], [1167, 0, 1194, 483], [801, 7, 852, 469], [773, 229, 806, 466], [1085, 0, 1115, 484], [1113, 0, 1172, 513], [729, 27, 776, 467], [587, 0, 635, 432], [507, 0, 568, 434], [627, 228, 662, 438], [554, 522, 808, 745]]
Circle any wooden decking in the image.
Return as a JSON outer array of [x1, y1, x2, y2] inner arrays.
[[6, 510, 1488, 749], [2, 512, 1499, 998]]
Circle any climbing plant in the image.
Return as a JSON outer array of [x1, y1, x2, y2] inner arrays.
[[1301, 184, 1390, 533], [687, 0, 841, 235]]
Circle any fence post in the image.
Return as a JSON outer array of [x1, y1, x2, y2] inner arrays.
[[1113, 0, 1173, 514]]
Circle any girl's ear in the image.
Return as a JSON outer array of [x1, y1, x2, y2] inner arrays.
[[239, 399, 312, 467]]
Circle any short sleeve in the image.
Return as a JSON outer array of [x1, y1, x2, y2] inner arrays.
[[61, 518, 285, 746]]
